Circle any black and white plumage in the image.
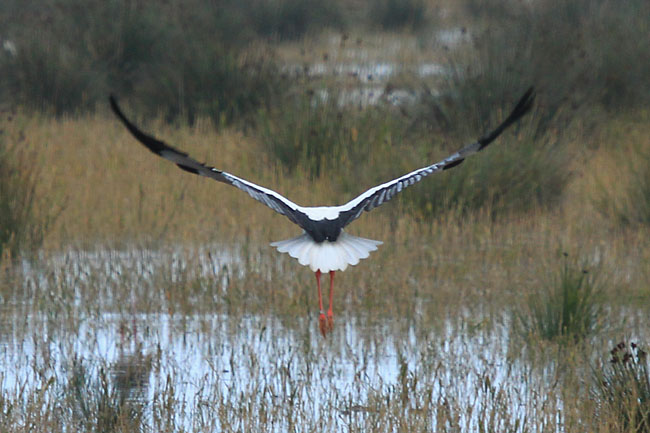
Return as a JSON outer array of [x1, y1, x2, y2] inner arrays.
[[111, 88, 534, 337], [109, 88, 534, 274]]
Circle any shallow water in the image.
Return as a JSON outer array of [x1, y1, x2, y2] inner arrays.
[[0, 309, 545, 431], [278, 28, 462, 108], [0, 248, 645, 431], [282, 61, 441, 107]]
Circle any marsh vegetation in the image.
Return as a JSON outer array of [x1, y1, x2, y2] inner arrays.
[[1, 0, 650, 431]]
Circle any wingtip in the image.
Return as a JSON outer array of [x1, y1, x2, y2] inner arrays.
[[511, 85, 536, 120], [524, 85, 535, 98], [476, 85, 536, 150], [109, 94, 187, 158], [109, 93, 126, 121], [520, 86, 535, 102]]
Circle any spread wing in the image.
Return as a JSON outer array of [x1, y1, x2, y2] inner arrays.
[[109, 96, 312, 228], [334, 86, 535, 228]]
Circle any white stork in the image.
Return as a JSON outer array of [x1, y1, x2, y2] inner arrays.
[[110, 87, 535, 337]]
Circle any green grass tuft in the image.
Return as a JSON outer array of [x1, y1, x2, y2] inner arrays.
[[519, 252, 603, 343]]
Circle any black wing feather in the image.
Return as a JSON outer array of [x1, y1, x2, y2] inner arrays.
[[109, 96, 311, 228], [110, 87, 535, 235], [336, 87, 535, 228]]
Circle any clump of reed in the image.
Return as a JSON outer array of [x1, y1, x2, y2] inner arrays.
[[593, 341, 650, 432], [519, 253, 603, 343], [67, 357, 146, 433]]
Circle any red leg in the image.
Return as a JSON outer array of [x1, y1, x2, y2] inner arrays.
[[315, 270, 327, 337], [327, 271, 335, 332]]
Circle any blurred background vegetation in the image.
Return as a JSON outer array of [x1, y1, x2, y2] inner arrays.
[[0, 0, 649, 256], [0, 0, 647, 119]]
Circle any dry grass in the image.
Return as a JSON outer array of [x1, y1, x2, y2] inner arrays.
[[1, 105, 648, 310]]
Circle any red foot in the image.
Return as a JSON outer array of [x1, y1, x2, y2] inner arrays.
[[327, 311, 334, 332], [319, 313, 328, 337]]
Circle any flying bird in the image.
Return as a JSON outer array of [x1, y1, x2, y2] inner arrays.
[[110, 87, 535, 337]]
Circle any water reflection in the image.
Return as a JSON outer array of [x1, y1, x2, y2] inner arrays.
[[0, 307, 560, 431], [1, 249, 646, 431], [111, 342, 153, 403]]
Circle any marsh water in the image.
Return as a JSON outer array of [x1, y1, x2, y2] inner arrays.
[[1, 247, 646, 431], [277, 29, 471, 108]]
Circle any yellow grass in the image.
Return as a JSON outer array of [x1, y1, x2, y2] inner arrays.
[[2, 108, 649, 311]]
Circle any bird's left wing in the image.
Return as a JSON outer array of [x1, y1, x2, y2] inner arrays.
[[109, 96, 310, 228], [335, 87, 535, 228]]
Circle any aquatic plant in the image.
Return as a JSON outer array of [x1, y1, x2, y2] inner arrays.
[[519, 253, 603, 343], [593, 341, 650, 432]]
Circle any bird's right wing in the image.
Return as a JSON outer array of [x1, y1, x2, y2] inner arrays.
[[109, 96, 311, 228], [335, 87, 536, 228]]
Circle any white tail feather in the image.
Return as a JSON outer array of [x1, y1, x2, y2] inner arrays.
[[270, 231, 382, 273]]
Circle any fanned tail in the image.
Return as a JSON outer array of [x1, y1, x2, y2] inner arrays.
[[271, 231, 382, 273]]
